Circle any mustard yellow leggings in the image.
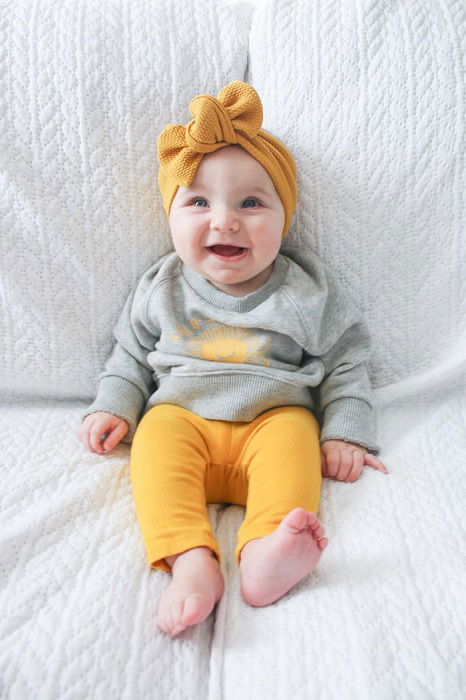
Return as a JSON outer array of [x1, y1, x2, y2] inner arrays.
[[130, 404, 321, 573]]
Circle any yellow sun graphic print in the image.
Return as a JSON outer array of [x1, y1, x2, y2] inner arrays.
[[184, 323, 271, 366]]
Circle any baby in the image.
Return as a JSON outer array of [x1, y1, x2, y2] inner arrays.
[[79, 81, 387, 637]]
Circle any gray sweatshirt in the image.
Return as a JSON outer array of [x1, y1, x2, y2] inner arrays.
[[84, 245, 380, 453]]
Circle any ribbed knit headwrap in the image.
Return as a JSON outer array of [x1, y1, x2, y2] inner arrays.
[[157, 81, 297, 238]]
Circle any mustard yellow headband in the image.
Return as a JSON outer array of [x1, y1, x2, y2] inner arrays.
[[157, 81, 297, 238]]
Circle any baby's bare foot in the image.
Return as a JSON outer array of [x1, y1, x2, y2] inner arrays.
[[239, 507, 328, 607], [156, 547, 224, 637]]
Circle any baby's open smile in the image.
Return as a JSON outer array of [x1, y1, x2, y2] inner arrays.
[[168, 145, 285, 297]]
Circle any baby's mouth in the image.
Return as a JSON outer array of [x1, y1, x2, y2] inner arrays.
[[207, 245, 247, 257]]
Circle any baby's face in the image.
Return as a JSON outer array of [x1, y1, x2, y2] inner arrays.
[[169, 145, 285, 297]]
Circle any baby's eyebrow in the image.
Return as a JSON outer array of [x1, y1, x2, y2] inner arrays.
[[227, 186, 273, 197], [247, 186, 272, 195], [182, 184, 273, 197]]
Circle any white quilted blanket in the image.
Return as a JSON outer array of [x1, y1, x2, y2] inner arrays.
[[1, 0, 465, 698], [1, 385, 465, 698]]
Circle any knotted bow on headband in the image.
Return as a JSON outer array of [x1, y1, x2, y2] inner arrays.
[[157, 81, 297, 238]]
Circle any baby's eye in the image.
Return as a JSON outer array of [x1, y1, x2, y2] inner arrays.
[[192, 198, 208, 207], [242, 198, 260, 208]]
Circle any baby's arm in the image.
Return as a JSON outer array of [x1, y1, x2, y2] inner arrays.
[[78, 411, 129, 454], [282, 245, 380, 455], [320, 439, 387, 482], [79, 259, 165, 450]]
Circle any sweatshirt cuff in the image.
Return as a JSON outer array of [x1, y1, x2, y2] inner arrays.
[[320, 397, 380, 454], [82, 376, 146, 442]]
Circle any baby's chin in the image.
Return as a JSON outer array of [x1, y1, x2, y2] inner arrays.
[[205, 264, 275, 297]]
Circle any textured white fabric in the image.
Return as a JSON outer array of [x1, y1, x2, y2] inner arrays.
[[0, 0, 252, 400], [1, 389, 465, 698], [211, 391, 466, 700], [248, 0, 466, 389], [0, 400, 216, 699], [1, 0, 466, 698]]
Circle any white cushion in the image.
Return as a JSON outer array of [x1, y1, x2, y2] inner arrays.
[[249, 0, 466, 390], [0, 0, 252, 400], [1, 385, 465, 696]]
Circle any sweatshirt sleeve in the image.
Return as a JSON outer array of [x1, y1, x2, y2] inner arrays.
[[314, 269, 380, 454], [281, 245, 380, 454], [82, 261, 163, 441], [316, 322, 380, 454]]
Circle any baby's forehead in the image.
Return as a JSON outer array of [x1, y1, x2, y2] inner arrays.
[[202, 144, 256, 164], [191, 146, 275, 189]]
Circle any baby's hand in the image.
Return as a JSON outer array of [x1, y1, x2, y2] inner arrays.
[[320, 439, 388, 482], [78, 412, 129, 454]]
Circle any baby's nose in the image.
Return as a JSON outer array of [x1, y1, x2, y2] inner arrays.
[[210, 209, 240, 232]]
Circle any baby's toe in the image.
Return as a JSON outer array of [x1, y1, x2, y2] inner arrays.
[[282, 507, 309, 531], [170, 621, 188, 637], [169, 601, 187, 636], [306, 511, 320, 528], [156, 607, 171, 635], [307, 514, 324, 535], [181, 592, 204, 626]]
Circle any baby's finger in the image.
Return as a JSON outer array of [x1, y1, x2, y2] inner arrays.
[[84, 427, 94, 453], [336, 449, 353, 481], [346, 450, 364, 482], [89, 422, 109, 454], [320, 452, 328, 477], [364, 454, 388, 474], [102, 421, 128, 452], [77, 418, 92, 447], [325, 448, 341, 479], [81, 418, 98, 453]]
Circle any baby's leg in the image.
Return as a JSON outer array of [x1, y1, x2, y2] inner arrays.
[[236, 406, 328, 606], [158, 546, 224, 637], [130, 404, 224, 636]]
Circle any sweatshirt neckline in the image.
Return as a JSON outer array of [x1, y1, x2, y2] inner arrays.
[[181, 254, 288, 312]]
